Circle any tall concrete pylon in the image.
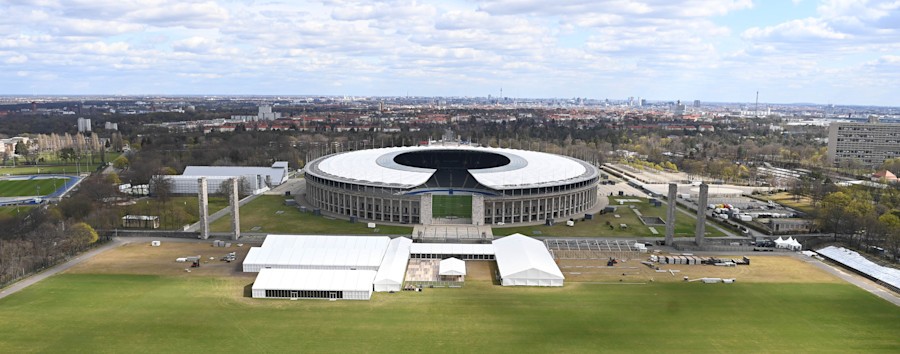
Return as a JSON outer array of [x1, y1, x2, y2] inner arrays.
[[230, 178, 240, 240], [695, 184, 709, 246], [198, 177, 209, 240], [665, 183, 677, 245]]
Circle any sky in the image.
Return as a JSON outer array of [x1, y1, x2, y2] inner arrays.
[[1, 0, 899, 106]]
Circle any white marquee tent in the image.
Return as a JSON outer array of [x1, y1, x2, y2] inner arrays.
[[409, 243, 495, 260], [439, 257, 467, 276], [242, 235, 390, 272], [373, 237, 413, 292], [817, 246, 900, 291], [774, 236, 802, 251], [493, 234, 564, 287], [251, 268, 376, 300]]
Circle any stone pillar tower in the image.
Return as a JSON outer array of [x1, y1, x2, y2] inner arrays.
[[230, 178, 241, 240], [420, 193, 433, 225], [198, 177, 209, 240], [472, 194, 485, 226], [665, 183, 677, 245], [695, 184, 709, 246]]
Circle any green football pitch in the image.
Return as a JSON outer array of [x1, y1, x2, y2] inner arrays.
[[432, 195, 473, 218], [1, 274, 899, 352], [0, 178, 68, 197]]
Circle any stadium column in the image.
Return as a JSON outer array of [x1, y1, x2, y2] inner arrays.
[[198, 177, 209, 240], [695, 184, 708, 246], [231, 178, 240, 240], [665, 183, 676, 245]]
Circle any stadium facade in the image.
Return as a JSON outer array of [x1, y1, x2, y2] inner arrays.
[[303, 145, 600, 225]]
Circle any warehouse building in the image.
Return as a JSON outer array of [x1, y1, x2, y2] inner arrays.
[[159, 161, 289, 195]]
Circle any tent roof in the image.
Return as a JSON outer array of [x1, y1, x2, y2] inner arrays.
[[409, 243, 494, 256], [244, 235, 390, 269], [439, 257, 467, 276], [251, 268, 376, 292], [818, 246, 900, 290], [373, 237, 412, 285], [493, 234, 564, 280]]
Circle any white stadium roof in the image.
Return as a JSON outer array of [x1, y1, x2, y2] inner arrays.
[[243, 235, 390, 272], [311, 145, 592, 190], [493, 234, 564, 287]]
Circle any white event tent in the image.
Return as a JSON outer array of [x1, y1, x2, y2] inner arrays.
[[493, 234, 564, 287], [373, 237, 413, 292], [251, 268, 376, 300], [439, 257, 467, 276], [242, 235, 390, 272]]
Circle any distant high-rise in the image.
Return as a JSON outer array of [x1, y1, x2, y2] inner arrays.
[[77, 117, 91, 133], [828, 118, 900, 167], [693, 100, 700, 108]]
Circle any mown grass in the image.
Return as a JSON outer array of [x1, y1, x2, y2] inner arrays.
[[0, 178, 69, 197], [432, 195, 472, 218], [209, 195, 414, 235], [496, 197, 726, 237], [0, 274, 898, 353]]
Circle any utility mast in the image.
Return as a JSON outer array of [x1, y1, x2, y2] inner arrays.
[[755, 91, 759, 117]]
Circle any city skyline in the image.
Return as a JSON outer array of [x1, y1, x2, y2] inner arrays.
[[1, 0, 899, 106]]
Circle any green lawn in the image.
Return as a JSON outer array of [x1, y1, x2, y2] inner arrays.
[[1, 274, 898, 353], [124, 196, 230, 230], [432, 195, 472, 218], [496, 197, 726, 237], [0, 152, 119, 176], [209, 195, 414, 235], [0, 205, 35, 219], [0, 178, 69, 197], [764, 192, 817, 215]]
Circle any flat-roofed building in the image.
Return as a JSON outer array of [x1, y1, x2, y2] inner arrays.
[[828, 120, 900, 167]]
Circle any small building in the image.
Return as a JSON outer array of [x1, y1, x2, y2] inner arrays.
[[768, 218, 812, 234], [251, 268, 375, 300], [871, 170, 898, 183], [438, 257, 466, 282], [122, 215, 160, 229]]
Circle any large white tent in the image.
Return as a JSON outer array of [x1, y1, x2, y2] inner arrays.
[[817, 246, 900, 291], [373, 237, 412, 292], [251, 268, 376, 300], [243, 235, 390, 272], [493, 234, 564, 287]]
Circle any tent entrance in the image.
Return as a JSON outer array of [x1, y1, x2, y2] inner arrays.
[[329, 292, 338, 299], [290, 291, 298, 298]]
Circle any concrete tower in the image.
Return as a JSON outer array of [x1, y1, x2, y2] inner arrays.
[[695, 184, 709, 246], [665, 183, 677, 245], [198, 177, 209, 240], [230, 178, 241, 240]]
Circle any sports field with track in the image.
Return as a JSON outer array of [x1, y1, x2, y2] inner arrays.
[[0, 178, 69, 197]]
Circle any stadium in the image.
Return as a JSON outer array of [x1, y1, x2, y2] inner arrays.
[[303, 145, 600, 225]]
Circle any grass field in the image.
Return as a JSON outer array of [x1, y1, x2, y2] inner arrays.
[[432, 195, 472, 218], [497, 197, 727, 237], [124, 196, 230, 230], [0, 205, 35, 219], [0, 274, 898, 352], [0, 178, 69, 197], [764, 192, 817, 215], [209, 195, 414, 235], [0, 152, 120, 176]]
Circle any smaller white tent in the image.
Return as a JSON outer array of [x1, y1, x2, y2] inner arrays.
[[439, 258, 467, 276], [774, 236, 802, 251], [493, 234, 564, 287]]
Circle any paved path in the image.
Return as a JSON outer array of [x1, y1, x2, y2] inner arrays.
[[796, 254, 900, 307], [0, 239, 125, 300]]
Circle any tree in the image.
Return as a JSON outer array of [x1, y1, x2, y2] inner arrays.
[[113, 156, 130, 170], [14, 141, 28, 156], [219, 177, 251, 200], [104, 172, 122, 184], [149, 174, 173, 203], [817, 190, 875, 244], [58, 147, 76, 164], [69, 222, 98, 252]]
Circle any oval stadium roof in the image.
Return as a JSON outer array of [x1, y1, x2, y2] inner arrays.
[[309, 145, 596, 190]]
